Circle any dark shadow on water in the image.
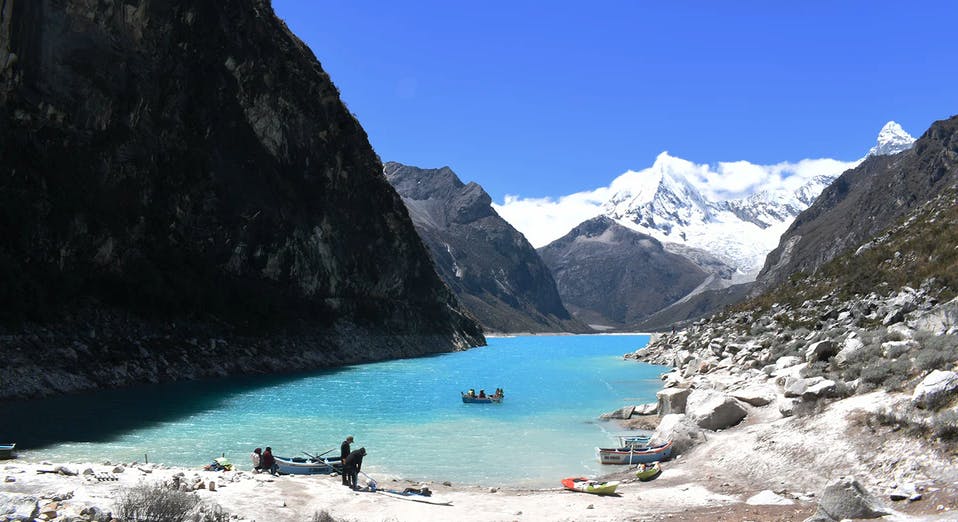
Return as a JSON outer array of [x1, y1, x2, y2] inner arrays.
[[0, 369, 344, 449]]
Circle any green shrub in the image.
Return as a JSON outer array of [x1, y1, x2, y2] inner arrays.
[[310, 510, 344, 522], [115, 482, 199, 522]]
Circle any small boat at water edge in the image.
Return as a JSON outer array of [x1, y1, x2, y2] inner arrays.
[[274, 455, 342, 475], [615, 432, 653, 448], [635, 461, 661, 481], [0, 443, 15, 460], [597, 440, 673, 465], [561, 477, 619, 495]]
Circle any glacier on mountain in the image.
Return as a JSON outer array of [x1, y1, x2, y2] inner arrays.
[[868, 121, 916, 157], [496, 121, 916, 282]]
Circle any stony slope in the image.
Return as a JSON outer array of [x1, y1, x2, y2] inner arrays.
[[384, 162, 587, 333], [0, 0, 483, 398], [623, 182, 958, 519], [538, 216, 707, 329]]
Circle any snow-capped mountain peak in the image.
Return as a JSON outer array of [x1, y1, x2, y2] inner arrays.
[[868, 121, 916, 156]]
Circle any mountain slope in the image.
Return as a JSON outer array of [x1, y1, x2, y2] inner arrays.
[[0, 0, 483, 398], [538, 216, 707, 329], [385, 162, 588, 333], [757, 115, 958, 291]]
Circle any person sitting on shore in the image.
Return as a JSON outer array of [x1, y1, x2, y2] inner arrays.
[[250, 448, 262, 472], [261, 447, 277, 476]]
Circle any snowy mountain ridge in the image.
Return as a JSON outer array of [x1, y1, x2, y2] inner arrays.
[[597, 121, 915, 279], [868, 121, 916, 156]]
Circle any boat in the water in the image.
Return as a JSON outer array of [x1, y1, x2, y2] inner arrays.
[[635, 461, 661, 481], [274, 455, 342, 475], [597, 440, 673, 465], [561, 477, 619, 495], [461, 389, 503, 404], [0, 443, 15, 460]]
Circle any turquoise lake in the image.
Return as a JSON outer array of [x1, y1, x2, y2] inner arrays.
[[4, 334, 666, 487]]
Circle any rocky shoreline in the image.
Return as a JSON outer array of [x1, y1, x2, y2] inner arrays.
[[604, 285, 958, 521]]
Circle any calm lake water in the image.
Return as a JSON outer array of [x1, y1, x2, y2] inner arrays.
[[3, 334, 666, 487]]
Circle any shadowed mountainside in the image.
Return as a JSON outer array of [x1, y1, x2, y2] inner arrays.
[[385, 162, 589, 333], [0, 0, 483, 398]]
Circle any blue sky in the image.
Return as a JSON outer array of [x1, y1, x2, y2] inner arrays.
[[273, 1, 957, 202]]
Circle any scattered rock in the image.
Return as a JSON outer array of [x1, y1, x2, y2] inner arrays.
[[911, 370, 958, 409], [746, 490, 794, 506], [0, 493, 39, 521], [651, 414, 704, 454], [778, 398, 799, 417], [731, 385, 776, 406], [112, 466, 125, 474], [815, 476, 889, 520], [805, 340, 838, 362], [802, 379, 836, 400], [656, 387, 691, 415], [685, 390, 747, 431], [600, 405, 636, 420]]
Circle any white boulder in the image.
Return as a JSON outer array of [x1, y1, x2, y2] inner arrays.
[[685, 389, 747, 431], [746, 490, 794, 506], [911, 370, 958, 409], [816, 476, 889, 520], [651, 413, 704, 455], [656, 387, 691, 415], [731, 385, 776, 406]]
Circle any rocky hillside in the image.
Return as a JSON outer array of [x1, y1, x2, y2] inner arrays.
[[622, 182, 958, 515], [758, 115, 958, 291], [538, 216, 707, 329], [0, 0, 483, 398], [384, 162, 587, 333]]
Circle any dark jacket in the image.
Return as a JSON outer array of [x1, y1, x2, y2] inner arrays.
[[261, 448, 275, 469], [341, 440, 351, 461], [344, 448, 366, 470]]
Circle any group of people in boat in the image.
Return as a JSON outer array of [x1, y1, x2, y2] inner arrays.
[[465, 388, 504, 399]]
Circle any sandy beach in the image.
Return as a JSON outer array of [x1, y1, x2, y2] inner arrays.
[[1, 455, 787, 522]]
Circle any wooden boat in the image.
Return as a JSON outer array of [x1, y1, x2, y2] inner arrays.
[[0, 443, 15, 460], [461, 392, 503, 404], [596, 440, 673, 465], [635, 461, 661, 481], [274, 455, 342, 475], [561, 477, 619, 495], [615, 432, 653, 448]]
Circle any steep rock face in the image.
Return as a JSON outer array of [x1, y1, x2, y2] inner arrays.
[[757, 115, 958, 290], [538, 216, 707, 329], [384, 162, 587, 333], [0, 0, 483, 398]]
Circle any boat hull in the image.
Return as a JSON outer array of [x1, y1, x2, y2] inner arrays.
[[0, 443, 15, 460], [597, 441, 672, 465], [561, 477, 619, 495], [636, 461, 662, 481], [274, 456, 341, 475], [461, 393, 502, 404]]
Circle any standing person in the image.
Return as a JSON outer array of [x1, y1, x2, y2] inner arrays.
[[250, 448, 262, 472], [261, 446, 277, 476], [343, 447, 367, 490], [340, 436, 354, 486]]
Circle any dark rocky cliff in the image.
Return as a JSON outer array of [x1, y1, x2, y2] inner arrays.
[[384, 162, 588, 333], [538, 216, 707, 329], [757, 115, 958, 291], [0, 0, 483, 398]]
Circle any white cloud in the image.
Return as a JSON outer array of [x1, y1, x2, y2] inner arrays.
[[492, 190, 607, 248], [494, 152, 860, 248]]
